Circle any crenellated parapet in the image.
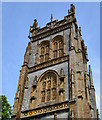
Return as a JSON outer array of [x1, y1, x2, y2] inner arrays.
[[28, 4, 77, 42]]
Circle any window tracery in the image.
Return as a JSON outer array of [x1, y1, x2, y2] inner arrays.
[[39, 41, 49, 63], [41, 91, 45, 102], [52, 88, 56, 100], [52, 35, 64, 59], [47, 89, 51, 101], [40, 72, 57, 103]]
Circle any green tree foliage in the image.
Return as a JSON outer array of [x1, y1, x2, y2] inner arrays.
[[0, 95, 12, 120]]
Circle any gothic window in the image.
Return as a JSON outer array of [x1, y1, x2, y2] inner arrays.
[[39, 41, 49, 63], [52, 35, 64, 59], [46, 46, 49, 53], [59, 40, 63, 57], [40, 71, 58, 103], [41, 47, 44, 54], [59, 41, 63, 49], [54, 42, 58, 50]]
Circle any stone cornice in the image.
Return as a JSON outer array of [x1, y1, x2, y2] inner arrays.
[[28, 55, 69, 74]]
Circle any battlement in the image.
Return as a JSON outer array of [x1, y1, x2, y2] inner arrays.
[[28, 4, 77, 41]]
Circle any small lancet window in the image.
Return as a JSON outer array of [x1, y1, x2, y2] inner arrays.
[[39, 41, 49, 63], [41, 47, 44, 54], [46, 46, 49, 53], [52, 35, 64, 59], [59, 41, 63, 49], [54, 42, 58, 50]]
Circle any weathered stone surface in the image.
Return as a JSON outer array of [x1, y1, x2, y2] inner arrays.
[[11, 4, 98, 120]]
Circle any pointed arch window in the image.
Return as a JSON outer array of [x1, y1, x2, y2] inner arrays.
[[40, 72, 57, 103], [41, 47, 44, 54], [54, 42, 58, 50], [39, 41, 49, 63], [59, 41, 63, 49], [52, 35, 64, 59]]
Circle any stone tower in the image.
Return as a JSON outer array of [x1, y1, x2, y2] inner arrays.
[[11, 4, 99, 119]]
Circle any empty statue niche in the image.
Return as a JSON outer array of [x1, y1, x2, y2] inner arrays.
[[70, 69, 75, 100], [30, 96, 36, 109], [16, 84, 21, 102], [59, 89, 64, 102], [29, 76, 38, 109], [59, 68, 65, 102], [25, 77, 28, 89], [32, 77, 37, 93], [59, 68, 65, 89]]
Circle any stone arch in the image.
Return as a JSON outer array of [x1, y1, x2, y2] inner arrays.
[[38, 70, 59, 82], [39, 40, 50, 48], [51, 35, 63, 42]]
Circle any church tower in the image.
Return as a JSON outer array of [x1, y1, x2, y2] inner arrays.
[[11, 4, 99, 119]]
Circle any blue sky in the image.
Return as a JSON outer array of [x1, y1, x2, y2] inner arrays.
[[2, 2, 100, 114]]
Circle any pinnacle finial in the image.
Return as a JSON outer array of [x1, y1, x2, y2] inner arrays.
[[29, 25, 31, 37], [51, 14, 53, 22], [71, 4, 75, 13], [33, 19, 38, 29]]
